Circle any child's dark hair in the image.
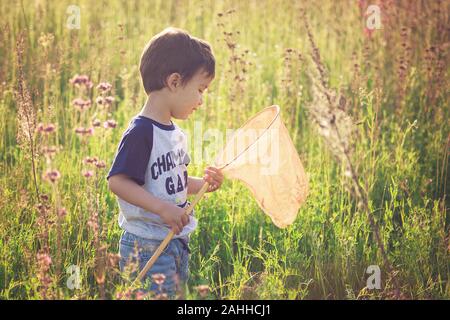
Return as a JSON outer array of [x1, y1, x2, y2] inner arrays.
[[139, 27, 215, 94]]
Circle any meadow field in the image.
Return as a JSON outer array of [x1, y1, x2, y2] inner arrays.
[[0, 0, 448, 299]]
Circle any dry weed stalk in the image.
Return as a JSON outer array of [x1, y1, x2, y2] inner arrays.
[[281, 48, 304, 129], [302, 13, 402, 299], [15, 32, 39, 197], [217, 9, 251, 124]]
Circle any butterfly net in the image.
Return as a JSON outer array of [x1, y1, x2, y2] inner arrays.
[[214, 105, 309, 228]]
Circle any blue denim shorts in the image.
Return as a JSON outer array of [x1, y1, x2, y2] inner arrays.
[[119, 230, 190, 297]]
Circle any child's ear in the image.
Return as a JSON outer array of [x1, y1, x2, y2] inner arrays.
[[167, 73, 181, 91]]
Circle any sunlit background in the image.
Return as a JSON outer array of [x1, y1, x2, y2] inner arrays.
[[0, 0, 448, 299]]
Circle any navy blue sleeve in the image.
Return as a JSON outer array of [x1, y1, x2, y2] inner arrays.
[[107, 121, 153, 186]]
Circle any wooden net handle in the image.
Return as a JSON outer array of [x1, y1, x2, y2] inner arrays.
[[133, 181, 210, 285]]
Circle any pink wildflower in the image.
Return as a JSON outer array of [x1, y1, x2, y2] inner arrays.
[[75, 127, 94, 136], [57, 207, 67, 218], [95, 160, 106, 169], [195, 285, 210, 298], [151, 273, 166, 285], [92, 119, 101, 127], [103, 119, 117, 129], [43, 169, 60, 183], [69, 74, 93, 89], [37, 123, 56, 134], [96, 82, 112, 93], [83, 170, 94, 178], [104, 96, 115, 104], [96, 96, 115, 106], [37, 252, 52, 269], [84, 156, 99, 165], [364, 26, 375, 39], [72, 98, 92, 111]]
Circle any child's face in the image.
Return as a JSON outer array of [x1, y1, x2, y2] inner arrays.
[[170, 69, 213, 120]]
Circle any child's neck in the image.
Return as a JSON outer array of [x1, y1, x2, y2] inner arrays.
[[140, 94, 173, 125]]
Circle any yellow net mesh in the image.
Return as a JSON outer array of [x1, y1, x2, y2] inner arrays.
[[214, 105, 309, 228]]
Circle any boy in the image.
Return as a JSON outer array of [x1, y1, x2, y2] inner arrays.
[[107, 27, 223, 297]]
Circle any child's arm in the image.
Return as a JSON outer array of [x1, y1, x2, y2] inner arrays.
[[187, 166, 224, 194], [108, 174, 189, 234], [187, 176, 206, 195]]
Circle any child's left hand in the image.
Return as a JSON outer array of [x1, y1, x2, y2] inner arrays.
[[203, 166, 224, 193]]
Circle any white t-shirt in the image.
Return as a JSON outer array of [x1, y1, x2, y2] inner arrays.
[[107, 114, 197, 240]]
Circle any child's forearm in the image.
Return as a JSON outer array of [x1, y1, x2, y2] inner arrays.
[[108, 174, 170, 216], [187, 176, 206, 195]]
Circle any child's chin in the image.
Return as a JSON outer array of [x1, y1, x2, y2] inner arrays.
[[173, 114, 190, 120]]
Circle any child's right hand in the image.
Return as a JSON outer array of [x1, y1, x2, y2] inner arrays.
[[159, 204, 190, 235]]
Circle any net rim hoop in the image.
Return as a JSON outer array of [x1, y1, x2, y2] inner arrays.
[[215, 105, 281, 170]]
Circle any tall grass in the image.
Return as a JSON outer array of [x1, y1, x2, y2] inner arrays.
[[0, 0, 448, 299]]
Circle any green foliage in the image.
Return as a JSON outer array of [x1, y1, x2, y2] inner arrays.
[[0, 0, 448, 299]]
